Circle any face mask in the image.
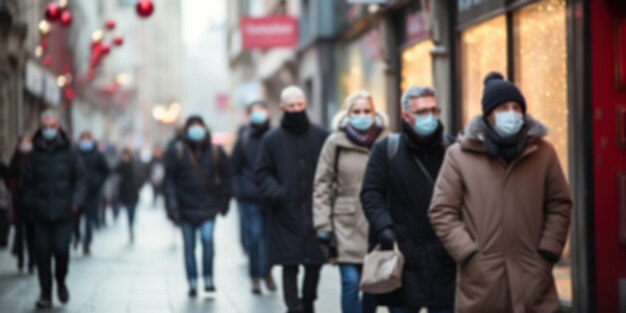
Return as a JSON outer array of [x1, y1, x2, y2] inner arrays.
[[19, 143, 32, 153], [494, 111, 524, 137], [79, 140, 95, 151], [187, 126, 206, 141], [413, 113, 439, 136], [350, 115, 374, 131], [250, 111, 268, 125], [42, 128, 58, 140]]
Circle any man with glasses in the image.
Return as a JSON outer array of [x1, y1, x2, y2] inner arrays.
[[360, 86, 455, 313]]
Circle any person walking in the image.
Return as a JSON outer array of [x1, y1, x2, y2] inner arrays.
[[360, 86, 456, 313], [23, 110, 86, 309], [255, 86, 329, 313], [313, 91, 387, 313], [231, 100, 276, 294], [116, 148, 141, 243], [6, 134, 36, 272], [149, 146, 166, 208], [0, 161, 10, 249], [164, 115, 231, 297], [429, 72, 572, 313], [76, 131, 109, 255]]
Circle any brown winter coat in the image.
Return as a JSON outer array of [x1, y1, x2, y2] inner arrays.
[[313, 112, 387, 264], [429, 116, 572, 313]]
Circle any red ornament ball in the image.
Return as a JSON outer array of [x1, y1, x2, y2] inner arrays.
[[113, 36, 124, 46], [136, 0, 154, 18], [105, 20, 116, 30], [39, 39, 48, 50], [60, 11, 72, 26], [43, 55, 52, 67], [101, 44, 111, 54], [44, 3, 61, 22], [64, 88, 75, 101]]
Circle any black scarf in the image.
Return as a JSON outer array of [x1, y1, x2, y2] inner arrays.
[[402, 122, 444, 154], [483, 119, 528, 163], [251, 121, 270, 137], [281, 111, 310, 135]]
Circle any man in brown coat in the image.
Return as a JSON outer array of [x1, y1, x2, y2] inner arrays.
[[429, 72, 572, 313]]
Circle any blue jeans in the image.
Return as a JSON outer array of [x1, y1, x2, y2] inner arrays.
[[181, 219, 215, 288], [389, 308, 453, 313], [238, 201, 269, 278], [339, 264, 377, 313]]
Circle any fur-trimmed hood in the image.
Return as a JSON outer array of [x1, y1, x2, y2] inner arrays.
[[459, 115, 548, 152]]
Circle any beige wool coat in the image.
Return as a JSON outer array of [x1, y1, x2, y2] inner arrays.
[[313, 112, 387, 264], [429, 116, 572, 313]]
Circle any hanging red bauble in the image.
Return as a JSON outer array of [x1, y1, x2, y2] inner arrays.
[[101, 44, 111, 54], [60, 11, 72, 26], [105, 20, 116, 30], [113, 35, 124, 46], [136, 0, 154, 18], [64, 88, 75, 101], [44, 3, 61, 22], [39, 39, 48, 50], [43, 55, 52, 67]]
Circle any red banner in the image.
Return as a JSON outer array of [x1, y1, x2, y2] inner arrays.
[[241, 16, 298, 49]]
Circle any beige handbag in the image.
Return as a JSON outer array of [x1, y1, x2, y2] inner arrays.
[[360, 243, 404, 294]]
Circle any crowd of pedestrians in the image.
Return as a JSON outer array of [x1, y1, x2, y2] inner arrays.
[[0, 71, 572, 313]]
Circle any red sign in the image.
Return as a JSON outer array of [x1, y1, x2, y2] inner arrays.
[[241, 16, 298, 50]]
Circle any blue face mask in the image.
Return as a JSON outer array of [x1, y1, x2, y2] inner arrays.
[[413, 113, 439, 136], [494, 111, 524, 137], [250, 111, 268, 125], [79, 140, 94, 151], [350, 115, 374, 131], [187, 126, 206, 141], [42, 128, 58, 140]]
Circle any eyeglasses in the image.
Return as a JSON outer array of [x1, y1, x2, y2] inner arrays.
[[410, 107, 442, 117]]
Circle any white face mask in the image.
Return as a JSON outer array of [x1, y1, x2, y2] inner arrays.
[[494, 111, 524, 137], [19, 143, 32, 153]]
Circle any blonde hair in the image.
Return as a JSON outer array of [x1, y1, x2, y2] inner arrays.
[[345, 90, 375, 113]]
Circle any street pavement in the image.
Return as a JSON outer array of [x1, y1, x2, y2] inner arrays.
[[0, 188, 406, 313]]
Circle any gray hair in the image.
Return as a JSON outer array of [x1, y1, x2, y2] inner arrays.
[[40, 109, 59, 123], [401, 86, 436, 110], [280, 85, 305, 104], [345, 90, 375, 112]]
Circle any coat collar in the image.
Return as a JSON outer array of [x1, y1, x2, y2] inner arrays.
[[459, 115, 548, 155]]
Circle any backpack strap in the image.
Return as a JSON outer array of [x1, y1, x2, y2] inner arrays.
[[387, 133, 401, 161]]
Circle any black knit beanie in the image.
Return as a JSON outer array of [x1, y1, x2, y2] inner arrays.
[[481, 72, 526, 116], [184, 115, 206, 129]]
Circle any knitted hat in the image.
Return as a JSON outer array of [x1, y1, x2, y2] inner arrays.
[[481, 72, 526, 116]]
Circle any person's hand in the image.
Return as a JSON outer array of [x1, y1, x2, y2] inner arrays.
[[378, 228, 396, 251], [316, 230, 332, 244], [538, 249, 559, 264], [167, 209, 180, 225]]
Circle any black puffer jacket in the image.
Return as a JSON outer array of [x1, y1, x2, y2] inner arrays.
[[116, 159, 141, 206], [79, 146, 110, 212], [360, 123, 456, 309], [164, 134, 232, 224], [255, 117, 329, 265], [231, 124, 270, 202], [23, 129, 86, 222]]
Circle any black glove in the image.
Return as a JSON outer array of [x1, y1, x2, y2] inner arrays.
[[316, 230, 333, 243], [167, 208, 180, 225], [538, 249, 559, 264], [378, 228, 396, 251]]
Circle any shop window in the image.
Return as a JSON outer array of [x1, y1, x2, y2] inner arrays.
[[514, 0, 570, 301], [401, 40, 434, 92], [460, 16, 507, 125]]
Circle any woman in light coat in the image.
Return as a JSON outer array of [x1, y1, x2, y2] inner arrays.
[[313, 91, 387, 313]]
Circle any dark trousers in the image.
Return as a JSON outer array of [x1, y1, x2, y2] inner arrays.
[[0, 210, 10, 247], [12, 218, 36, 270], [34, 221, 73, 299], [282, 264, 322, 313]]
